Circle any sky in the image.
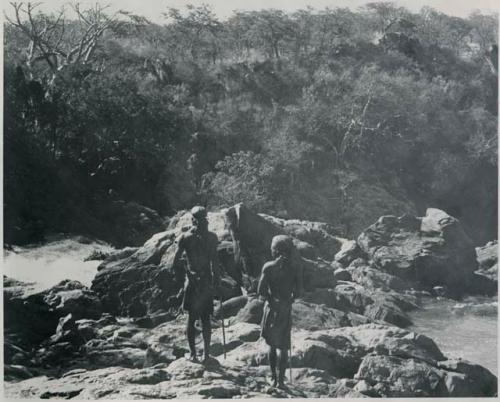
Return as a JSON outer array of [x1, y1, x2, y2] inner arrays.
[[5, 0, 499, 23]]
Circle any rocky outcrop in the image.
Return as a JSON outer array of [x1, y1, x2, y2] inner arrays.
[[91, 204, 339, 317], [5, 205, 497, 398], [4, 277, 103, 370], [476, 240, 498, 281], [259, 214, 342, 260], [357, 208, 495, 297], [4, 278, 102, 348], [5, 311, 496, 398]]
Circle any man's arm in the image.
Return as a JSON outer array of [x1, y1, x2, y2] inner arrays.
[[257, 265, 271, 301], [173, 235, 185, 266], [172, 235, 187, 293], [293, 252, 304, 300]]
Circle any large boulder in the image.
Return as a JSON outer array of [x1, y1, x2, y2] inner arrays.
[[357, 209, 489, 297], [303, 283, 417, 328], [91, 230, 183, 317], [355, 354, 449, 397], [355, 355, 497, 397], [259, 214, 342, 260], [4, 277, 103, 357]]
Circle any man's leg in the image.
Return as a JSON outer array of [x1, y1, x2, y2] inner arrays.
[[269, 346, 278, 386], [187, 313, 198, 362], [278, 347, 288, 388], [200, 313, 212, 362]]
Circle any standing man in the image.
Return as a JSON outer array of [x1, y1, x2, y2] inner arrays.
[[173, 206, 221, 363], [258, 235, 303, 389]]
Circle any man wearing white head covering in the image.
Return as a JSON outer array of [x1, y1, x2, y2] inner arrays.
[[258, 235, 303, 388]]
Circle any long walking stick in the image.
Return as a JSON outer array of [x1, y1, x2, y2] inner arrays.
[[289, 340, 292, 384], [220, 298, 227, 359]]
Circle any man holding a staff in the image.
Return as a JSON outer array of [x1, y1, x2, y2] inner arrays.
[[173, 206, 222, 363], [257, 235, 303, 389]]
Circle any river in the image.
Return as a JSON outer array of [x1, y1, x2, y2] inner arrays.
[[3, 235, 113, 292], [3, 237, 498, 374], [409, 295, 498, 375]]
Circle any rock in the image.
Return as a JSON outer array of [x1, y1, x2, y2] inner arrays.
[[86, 347, 146, 368], [4, 315, 495, 399], [143, 342, 181, 367], [292, 300, 351, 330], [475, 240, 497, 281], [125, 368, 170, 384], [4, 278, 102, 359], [334, 267, 352, 281], [84, 250, 111, 261], [226, 323, 446, 380], [357, 209, 480, 297], [304, 282, 416, 328], [355, 354, 448, 397], [4, 365, 36, 381], [347, 259, 411, 292], [166, 358, 206, 380], [260, 214, 342, 259], [432, 286, 448, 297], [302, 258, 336, 290], [476, 240, 497, 269], [234, 297, 264, 324], [220, 275, 243, 301], [355, 353, 498, 397], [4, 341, 31, 366], [353, 379, 380, 397], [4, 277, 58, 349], [92, 230, 181, 316], [49, 314, 82, 345], [42, 280, 103, 320], [335, 239, 363, 266], [102, 247, 139, 262], [197, 381, 242, 398], [438, 359, 497, 397], [215, 295, 248, 319], [363, 301, 412, 328], [210, 322, 261, 356], [467, 272, 497, 296]]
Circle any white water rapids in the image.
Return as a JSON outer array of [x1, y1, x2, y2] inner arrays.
[[3, 235, 113, 292]]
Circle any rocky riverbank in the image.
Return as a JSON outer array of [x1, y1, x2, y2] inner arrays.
[[4, 204, 498, 398]]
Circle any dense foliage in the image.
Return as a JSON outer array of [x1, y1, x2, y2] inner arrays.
[[4, 2, 498, 245]]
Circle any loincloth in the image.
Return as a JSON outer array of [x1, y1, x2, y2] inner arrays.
[[260, 298, 292, 349], [182, 276, 214, 317]]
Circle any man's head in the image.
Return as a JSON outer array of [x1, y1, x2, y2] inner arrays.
[[191, 205, 208, 231], [271, 235, 293, 259]]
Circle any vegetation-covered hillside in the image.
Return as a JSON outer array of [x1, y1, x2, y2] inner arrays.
[[4, 2, 498, 245]]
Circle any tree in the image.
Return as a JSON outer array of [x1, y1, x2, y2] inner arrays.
[[230, 10, 295, 59], [5, 2, 120, 85], [164, 4, 222, 63]]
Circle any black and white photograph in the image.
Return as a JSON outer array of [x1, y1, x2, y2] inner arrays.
[[3, 0, 499, 398]]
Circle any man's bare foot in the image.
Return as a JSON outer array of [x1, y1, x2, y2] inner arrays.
[[277, 380, 286, 390], [188, 354, 199, 363]]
